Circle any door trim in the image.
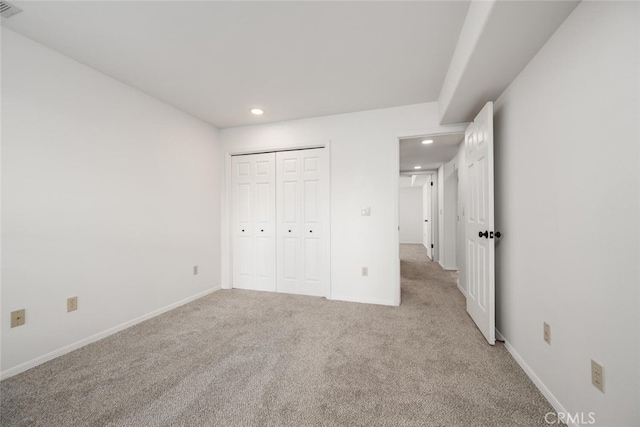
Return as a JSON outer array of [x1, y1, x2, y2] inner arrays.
[[222, 141, 331, 298]]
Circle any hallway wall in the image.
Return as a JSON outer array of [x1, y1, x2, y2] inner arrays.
[[438, 157, 458, 271], [399, 187, 423, 244]]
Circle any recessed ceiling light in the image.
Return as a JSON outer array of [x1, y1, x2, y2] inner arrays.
[[421, 139, 434, 144], [414, 166, 422, 170], [251, 108, 264, 115]]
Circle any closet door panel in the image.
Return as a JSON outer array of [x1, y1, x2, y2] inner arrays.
[[276, 151, 302, 294], [231, 153, 276, 291], [283, 238, 298, 280], [277, 148, 328, 297], [300, 149, 327, 297]]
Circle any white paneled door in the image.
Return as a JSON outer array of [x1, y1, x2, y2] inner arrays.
[[465, 102, 496, 345], [423, 177, 433, 260], [232, 148, 328, 297], [231, 153, 276, 292], [276, 149, 328, 297]]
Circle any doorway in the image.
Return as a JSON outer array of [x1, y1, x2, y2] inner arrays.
[[398, 132, 464, 270]]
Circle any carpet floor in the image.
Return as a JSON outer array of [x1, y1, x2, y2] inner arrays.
[[1, 244, 557, 426]]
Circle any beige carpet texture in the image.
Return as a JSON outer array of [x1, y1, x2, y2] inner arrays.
[[1, 244, 557, 426]]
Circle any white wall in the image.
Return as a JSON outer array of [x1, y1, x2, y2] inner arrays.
[[493, 2, 639, 425], [443, 157, 458, 270], [1, 29, 222, 376], [220, 103, 449, 306], [436, 166, 444, 263], [456, 141, 467, 294], [436, 159, 458, 270], [398, 187, 423, 244]]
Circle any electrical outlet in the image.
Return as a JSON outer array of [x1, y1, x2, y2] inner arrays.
[[67, 296, 78, 312], [543, 322, 551, 345], [591, 360, 605, 393], [193, 265, 198, 275], [11, 309, 25, 328], [362, 266, 368, 277]]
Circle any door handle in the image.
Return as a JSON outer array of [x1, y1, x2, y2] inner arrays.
[[424, 220, 428, 222], [479, 231, 488, 239]]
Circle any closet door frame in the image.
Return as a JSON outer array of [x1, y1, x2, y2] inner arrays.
[[222, 141, 331, 298]]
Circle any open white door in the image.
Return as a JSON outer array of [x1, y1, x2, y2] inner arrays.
[[423, 177, 433, 259], [465, 102, 496, 345]]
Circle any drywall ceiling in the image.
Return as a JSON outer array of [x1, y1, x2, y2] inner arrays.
[[399, 133, 463, 173], [438, 0, 580, 124], [1, 1, 470, 128]]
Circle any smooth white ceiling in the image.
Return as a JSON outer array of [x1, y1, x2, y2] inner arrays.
[[438, 0, 580, 124], [2, 1, 470, 128], [399, 133, 463, 173]]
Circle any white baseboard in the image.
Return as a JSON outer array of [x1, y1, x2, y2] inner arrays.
[[329, 294, 397, 307], [495, 329, 576, 427], [438, 261, 458, 271], [456, 281, 468, 298], [0, 286, 221, 381]]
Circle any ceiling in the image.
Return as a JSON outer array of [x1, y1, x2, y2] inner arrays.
[[399, 133, 464, 174], [2, 1, 470, 128], [438, 0, 580, 124]]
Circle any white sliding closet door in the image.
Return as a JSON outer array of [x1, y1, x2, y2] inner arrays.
[[276, 149, 328, 297], [231, 153, 276, 292]]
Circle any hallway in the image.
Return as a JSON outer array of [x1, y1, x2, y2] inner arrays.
[[398, 243, 557, 425]]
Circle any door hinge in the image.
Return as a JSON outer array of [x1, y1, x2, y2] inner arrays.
[[430, 182, 433, 186], [431, 244, 434, 248]]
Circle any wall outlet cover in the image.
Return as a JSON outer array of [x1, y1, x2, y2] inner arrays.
[[11, 309, 26, 328], [543, 322, 551, 345], [67, 296, 78, 312], [591, 359, 605, 393]]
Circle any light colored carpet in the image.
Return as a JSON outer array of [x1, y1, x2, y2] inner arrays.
[[1, 244, 557, 426]]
